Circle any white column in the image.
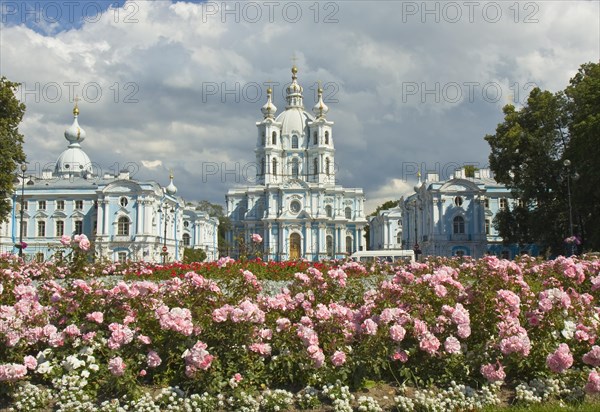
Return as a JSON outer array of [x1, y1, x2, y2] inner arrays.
[[96, 200, 104, 236], [103, 201, 110, 236]]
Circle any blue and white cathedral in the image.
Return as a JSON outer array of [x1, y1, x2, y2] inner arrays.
[[0, 103, 219, 263], [226, 65, 368, 260]]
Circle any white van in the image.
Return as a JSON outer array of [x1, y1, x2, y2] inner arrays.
[[350, 250, 415, 264]]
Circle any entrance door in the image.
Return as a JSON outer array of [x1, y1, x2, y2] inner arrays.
[[290, 233, 301, 259]]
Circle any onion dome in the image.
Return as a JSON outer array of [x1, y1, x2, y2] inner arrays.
[[64, 99, 86, 144], [312, 84, 329, 118], [166, 171, 177, 195], [261, 87, 277, 118], [285, 65, 304, 109], [55, 100, 93, 177]]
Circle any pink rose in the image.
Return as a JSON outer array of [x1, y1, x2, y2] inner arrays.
[[108, 356, 126, 376], [546, 343, 574, 373], [331, 350, 347, 367], [480, 362, 506, 383], [60, 235, 71, 246], [251, 233, 263, 243]]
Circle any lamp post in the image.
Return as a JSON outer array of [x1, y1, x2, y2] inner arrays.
[[158, 204, 173, 264], [563, 159, 580, 255], [412, 200, 421, 261], [18, 164, 27, 258]]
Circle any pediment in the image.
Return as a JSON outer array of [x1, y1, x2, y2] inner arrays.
[[282, 179, 310, 190], [102, 180, 142, 194], [34, 211, 48, 219], [440, 178, 482, 192], [52, 211, 68, 219]]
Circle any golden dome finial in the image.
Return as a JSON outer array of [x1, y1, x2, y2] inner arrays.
[[169, 169, 174, 180], [73, 95, 80, 116], [317, 80, 323, 95], [291, 54, 298, 76]]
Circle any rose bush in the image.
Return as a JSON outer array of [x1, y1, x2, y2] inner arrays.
[[1, 252, 600, 410]]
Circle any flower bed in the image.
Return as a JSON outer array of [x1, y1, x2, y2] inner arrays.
[[1, 251, 600, 410]]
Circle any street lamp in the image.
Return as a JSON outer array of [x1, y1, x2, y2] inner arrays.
[[158, 204, 174, 264], [563, 159, 580, 255], [18, 164, 27, 258], [412, 200, 422, 261]]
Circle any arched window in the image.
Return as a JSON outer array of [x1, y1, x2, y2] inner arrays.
[[261, 158, 265, 174], [261, 132, 266, 146], [313, 131, 317, 144], [325, 131, 329, 144], [345, 207, 352, 219], [272, 131, 277, 145], [345, 236, 353, 254], [292, 135, 298, 149], [118, 216, 130, 236], [291, 158, 299, 178], [313, 158, 318, 175], [272, 158, 278, 175], [325, 205, 333, 218], [396, 231, 402, 244], [183, 233, 191, 246], [326, 158, 331, 175], [453, 216, 465, 234], [326, 235, 334, 257]]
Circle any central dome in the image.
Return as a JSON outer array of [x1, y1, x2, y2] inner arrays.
[[275, 107, 314, 137]]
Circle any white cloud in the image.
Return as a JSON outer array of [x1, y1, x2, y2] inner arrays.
[[1, 0, 598, 207]]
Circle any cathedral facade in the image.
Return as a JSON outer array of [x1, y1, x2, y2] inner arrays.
[[226, 66, 367, 261], [0, 104, 219, 263]]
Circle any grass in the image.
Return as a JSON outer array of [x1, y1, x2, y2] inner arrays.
[[483, 402, 600, 411]]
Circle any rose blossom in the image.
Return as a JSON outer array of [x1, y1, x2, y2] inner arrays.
[[251, 233, 263, 243], [331, 350, 347, 367], [444, 336, 461, 354], [583, 346, 600, 367], [480, 362, 506, 383], [585, 370, 600, 394], [147, 350, 162, 368], [546, 343, 574, 373], [108, 357, 126, 376]]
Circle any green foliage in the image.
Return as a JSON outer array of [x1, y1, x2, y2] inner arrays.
[[485, 62, 600, 254], [182, 247, 207, 263], [0, 77, 27, 222]]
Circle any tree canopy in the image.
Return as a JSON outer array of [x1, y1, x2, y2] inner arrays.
[[485, 62, 599, 255], [0, 77, 27, 222]]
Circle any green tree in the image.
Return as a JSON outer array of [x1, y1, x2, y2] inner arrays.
[[191, 200, 231, 257], [183, 247, 207, 263], [485, 62, 600, 254], [0, 77, 27, 222], [564, 62, 600, 249]]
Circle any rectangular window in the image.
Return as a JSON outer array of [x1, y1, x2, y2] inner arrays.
[[36, 252, 44, 263], [75, 200, 83, 210], [485, 219, 490, 235], [499, 198, 507, 209], [56, 221, 64, 237], [518, 199, 525, 208], [484, 198, 489, 209], [74, 220, 83, 235], [20, 221, 27, 238], [56, 200, 65, 210], [118, 252, 127, 264], [37, 221, 46, 237], [38, 200, 46, 210], [21, 199, 28, 211]]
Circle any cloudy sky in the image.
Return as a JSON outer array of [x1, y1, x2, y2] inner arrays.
[[1, 0, 598, 213]]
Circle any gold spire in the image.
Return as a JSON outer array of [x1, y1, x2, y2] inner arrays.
[[169, 169, 174, 180], [73, 95, 80, 116], [291, 54, 298, 76]]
